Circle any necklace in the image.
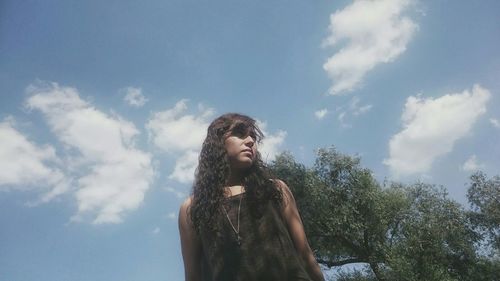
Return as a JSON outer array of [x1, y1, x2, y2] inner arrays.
[[221, 194, 243, 246]]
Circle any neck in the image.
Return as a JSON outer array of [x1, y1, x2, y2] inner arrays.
[[228, 163, 254, 185], [227, 170, 244, 186]]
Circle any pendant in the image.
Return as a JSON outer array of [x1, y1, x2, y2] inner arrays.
[[237, 235, 242, 246]]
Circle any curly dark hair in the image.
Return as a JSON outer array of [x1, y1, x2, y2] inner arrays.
[[190, 113, 283, 234]]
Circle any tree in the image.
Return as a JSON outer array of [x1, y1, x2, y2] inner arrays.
[[271, 148, 404, 279], [269, 147, 496, 281], [384, 183, 478, 281], [467, 171, 500, 253]]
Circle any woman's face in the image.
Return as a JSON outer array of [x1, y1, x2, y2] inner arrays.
[[224, 126, 257, 170]]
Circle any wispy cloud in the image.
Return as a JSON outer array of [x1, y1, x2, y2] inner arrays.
[[315, 109, 328, 120], [350, 97, 373, 116], [490, 118, 500, 129], [122, 87, 148, 107], [164, 186, 187, 199], [337, 96, 373, 127], [384, 84, 491, 177], [323, 0, 418, 95], [339, 112, 354, 129], [166, 212, 176, 220], [26, 82, 154, 224], [0, 117, 69, 203], [461, 154, 484, 172], [152, 227, 161, 235]]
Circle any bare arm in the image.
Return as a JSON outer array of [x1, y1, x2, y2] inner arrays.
[[275, 180, 325, 281], [179, 197, 203, 281]]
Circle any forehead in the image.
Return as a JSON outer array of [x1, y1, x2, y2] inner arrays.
[[229, 121, 254, 132], [225, 120, 262, 140]]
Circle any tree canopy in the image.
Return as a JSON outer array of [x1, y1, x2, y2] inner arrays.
[[269, 147, 500, 281]]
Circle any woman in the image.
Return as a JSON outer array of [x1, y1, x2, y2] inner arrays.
[[179, 113, 325, 281]]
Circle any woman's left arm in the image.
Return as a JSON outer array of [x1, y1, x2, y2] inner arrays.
[[275, 179, 325, 281]]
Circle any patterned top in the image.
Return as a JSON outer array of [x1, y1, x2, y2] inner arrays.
[[199, 193, 312, 281]]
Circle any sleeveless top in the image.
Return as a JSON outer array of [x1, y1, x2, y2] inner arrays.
[[199, 193, 312, 281]]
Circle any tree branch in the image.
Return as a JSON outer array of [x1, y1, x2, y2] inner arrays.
[[317, 257, 365, 267]]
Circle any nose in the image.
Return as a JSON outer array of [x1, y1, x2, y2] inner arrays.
[[244, 135, 255, 147]]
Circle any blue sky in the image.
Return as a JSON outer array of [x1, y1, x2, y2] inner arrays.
[[1, 0, 499, 280]]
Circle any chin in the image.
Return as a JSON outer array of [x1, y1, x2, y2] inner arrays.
[[235, 159, 254, 170]]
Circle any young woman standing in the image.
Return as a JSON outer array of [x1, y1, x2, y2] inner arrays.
[[179, 113, 325, 281]]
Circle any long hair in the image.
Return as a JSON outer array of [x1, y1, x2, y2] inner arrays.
[[190, 113, 283, 234]]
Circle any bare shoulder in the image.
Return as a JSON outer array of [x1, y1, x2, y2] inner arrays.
[[271, 178, 292, 192], [180, 195, 193, 210], [270, 179, 295, 203], [179, 196, 194, 226]]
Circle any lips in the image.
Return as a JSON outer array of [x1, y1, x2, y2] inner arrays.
[[242, 149, 253, 156]]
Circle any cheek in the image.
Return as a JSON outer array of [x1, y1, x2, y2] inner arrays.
[[224, 138, 239, 155]]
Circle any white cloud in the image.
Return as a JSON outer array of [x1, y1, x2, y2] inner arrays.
[[0, 117, 69, 202], [315, 109, 328, 120], [384, 85, 491, 177], [147, 100, 214, 184], [169, 150, 199, 184], [323, 0, 418, 95], [26, 82, 154, 224], [461, 154, 484, 172], [490, 118, 500, 129], [122, 87, 148, 107], [146, 100, 214, 153], [256, 120, 287, 162]]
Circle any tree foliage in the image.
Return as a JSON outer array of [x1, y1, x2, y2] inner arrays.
[[467, 171, 500, 253], [269, 147, 500, 281]]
